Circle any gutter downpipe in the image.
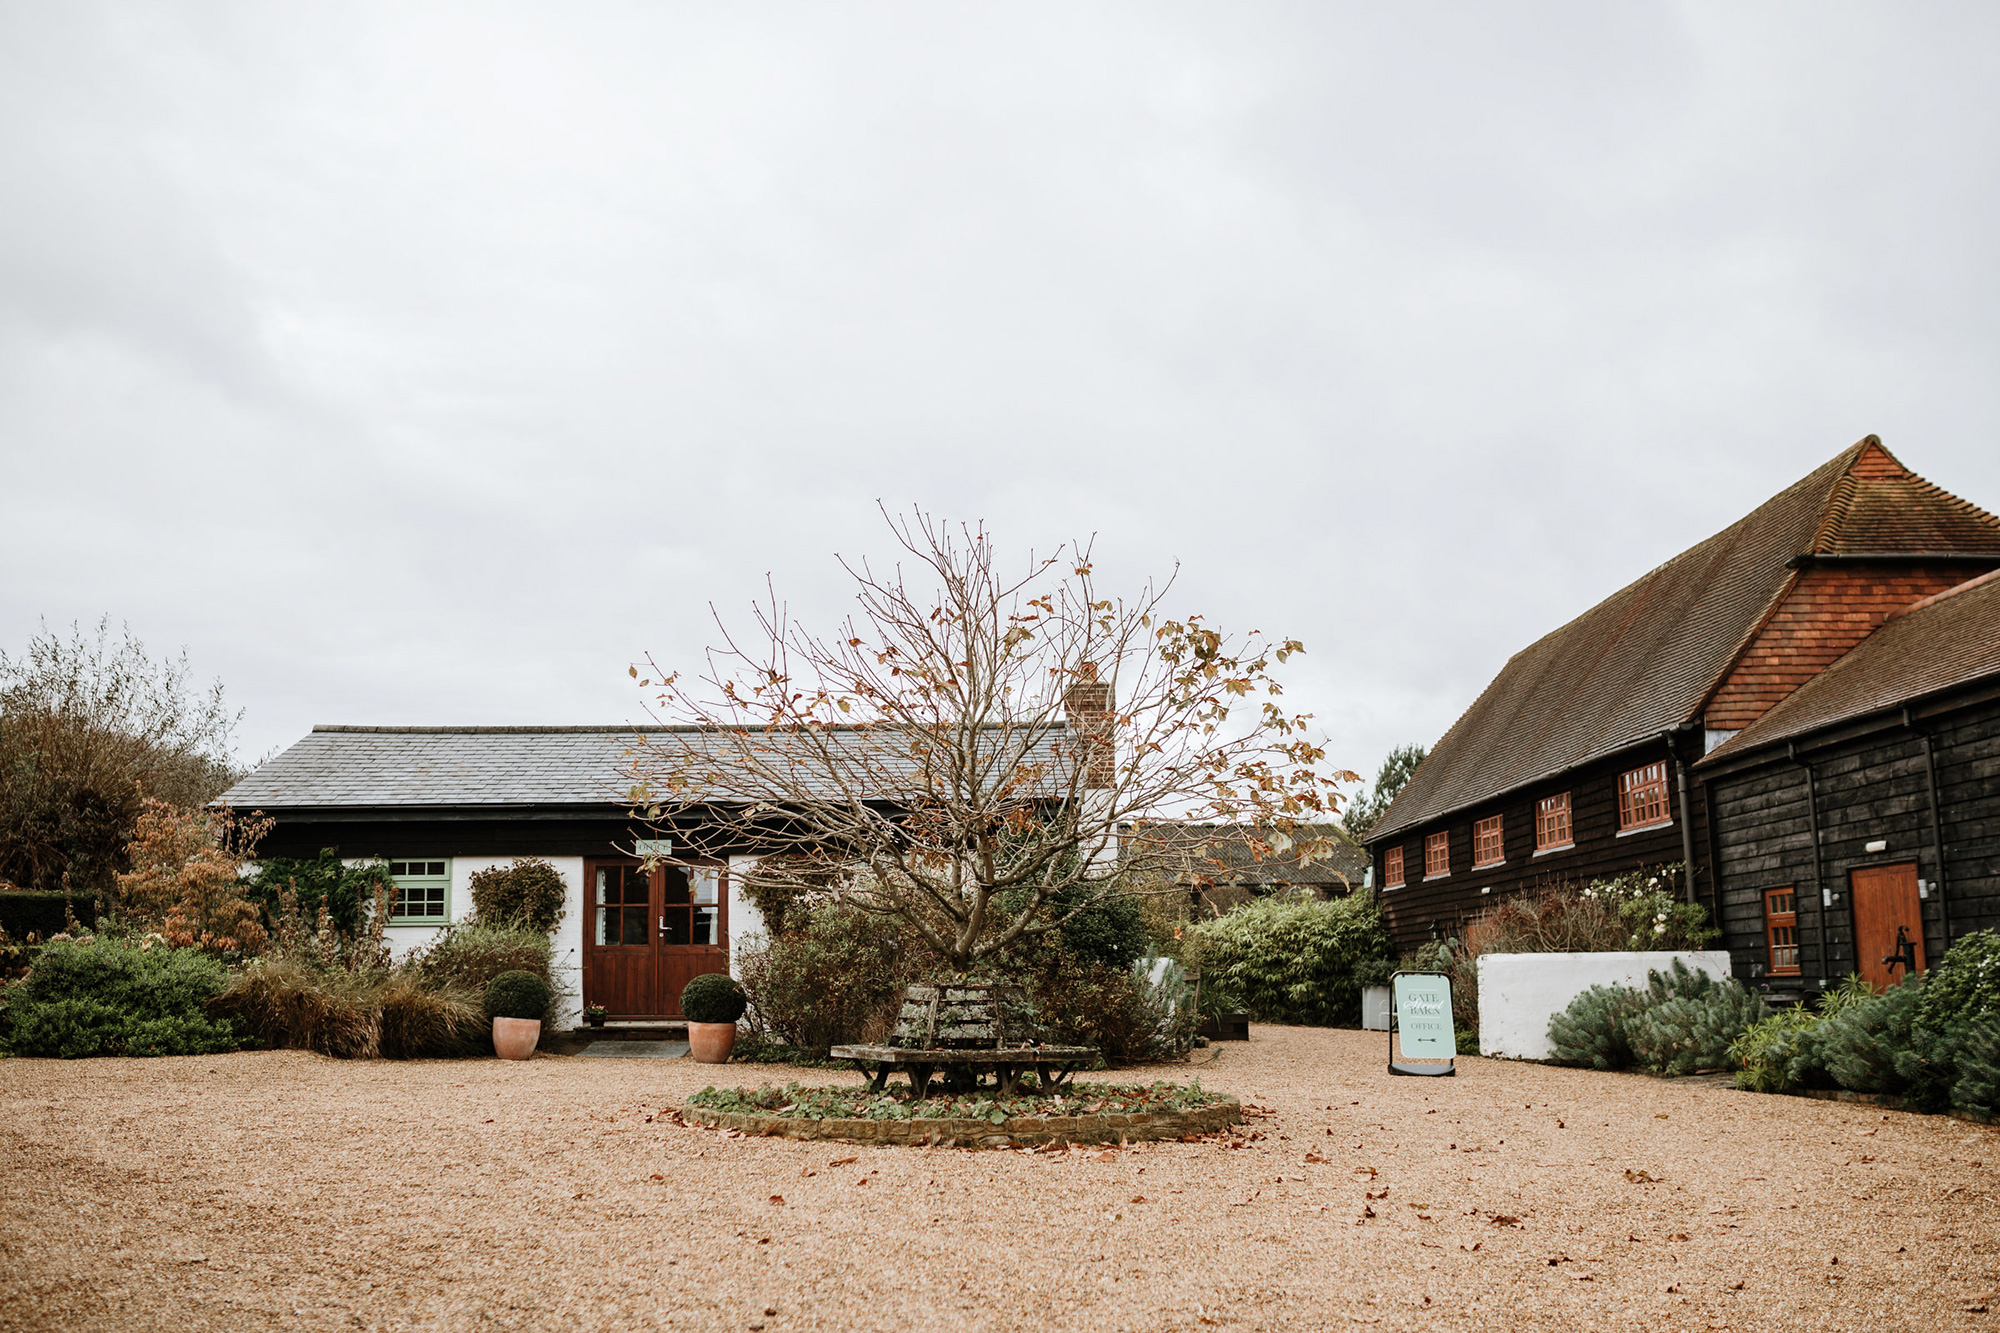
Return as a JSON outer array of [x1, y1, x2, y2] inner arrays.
[[1671, 737, 1698, 906], [1908, 707, 1954, 949], [1791, 740, 1829, 988]]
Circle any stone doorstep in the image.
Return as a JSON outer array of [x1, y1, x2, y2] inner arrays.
[[680, 1096, 1243, 1147]]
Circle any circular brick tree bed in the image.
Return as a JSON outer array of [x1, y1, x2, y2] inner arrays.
[[680, 1081, 1242, 1148]]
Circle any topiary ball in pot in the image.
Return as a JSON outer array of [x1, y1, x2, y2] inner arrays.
[[485, 969, 553, 1060], [681, 972, 746, 1063]]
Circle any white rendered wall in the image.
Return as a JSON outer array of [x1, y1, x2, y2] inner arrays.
[[727, 854, 764, 981], [376, 855, 586, 1030], [1476, 950, 1734, 1061]]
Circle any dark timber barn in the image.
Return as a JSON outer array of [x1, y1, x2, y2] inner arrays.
[[1697, 569, 2000, 1002], [1364, 436, 2000, 984]]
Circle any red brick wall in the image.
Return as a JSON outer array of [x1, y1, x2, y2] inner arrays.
[[1705, 565, 1970, 730]]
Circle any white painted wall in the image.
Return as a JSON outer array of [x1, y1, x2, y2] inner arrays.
[[374, 855, 586, 1030], [1476, 950, 1734, 1061], [726, 854, 764, 981]]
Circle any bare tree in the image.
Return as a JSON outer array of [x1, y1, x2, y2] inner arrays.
[[626, 511, 1355, 974]]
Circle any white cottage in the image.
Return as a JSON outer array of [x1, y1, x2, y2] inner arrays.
[[221, 722, 1073, 1029]]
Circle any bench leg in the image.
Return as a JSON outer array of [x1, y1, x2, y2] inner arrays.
[[908, 1063, 933, 1100]]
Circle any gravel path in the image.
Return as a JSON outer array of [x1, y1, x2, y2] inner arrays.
[[3, 1024, 1995, 1331]]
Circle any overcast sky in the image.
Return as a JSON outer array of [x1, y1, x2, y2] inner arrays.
[[4, 3, 1998, 790]]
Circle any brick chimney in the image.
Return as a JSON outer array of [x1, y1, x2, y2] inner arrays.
[[1063, 663, 1114, 790]]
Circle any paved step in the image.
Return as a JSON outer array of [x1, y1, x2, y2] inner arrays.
[[578, 1039, 690, 1059]]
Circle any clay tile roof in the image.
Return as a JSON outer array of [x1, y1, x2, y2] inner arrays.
[[1810, 440, 2000, 555], [1124, 823, 1370, 888], [1699, 569, 2000, 764], [1368, 437, 2000, 845]]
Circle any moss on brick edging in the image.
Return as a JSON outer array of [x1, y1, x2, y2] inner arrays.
[[681, 1096, 1243, 1147]]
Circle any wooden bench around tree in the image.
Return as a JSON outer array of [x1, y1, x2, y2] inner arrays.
[[829, 1043, 1100, 1098], [829, 980, 1099, 1099]]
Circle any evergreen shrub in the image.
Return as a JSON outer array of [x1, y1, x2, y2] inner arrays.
[[680, 972, 747, 1024], [1952, 1018, 2000, 1118], [467, 858, 568, 934], [3, 938, 246, 1058], [1628, 979, 1767, 1077], [1917, 929, 2000, 1031], [1546, 959, 1755, 1075], [737, 902, 906, 1055], [484, 970, 553, 1022], [1187, 889, 1391, 1026]]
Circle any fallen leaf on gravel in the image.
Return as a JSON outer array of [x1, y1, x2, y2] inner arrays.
[[1354, 1166, 1377, 1178], [1095, 1150, 1118, 1163], [768, 1195, 785, 1206], [1547, 1255, 1570, 1266], [1131, 1195, 1146, 1203], [1460, 1242, 1482, 1252], [829, 1156, 857, 1167], [1667, 1232, 1689, 1242], [1730, 1281, 1745, 1290], [1365, 1188, 1389, 1200], [1304, 1153, 1325, 1164], [1624, 1169, 1661, 1184], [1357, 1205, 1375, 1221], [1488, 1214, 1521, 1227]]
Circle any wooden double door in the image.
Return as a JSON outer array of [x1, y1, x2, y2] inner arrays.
[[1851, 862, 1925, 992], [584, 859, 729, 1019]]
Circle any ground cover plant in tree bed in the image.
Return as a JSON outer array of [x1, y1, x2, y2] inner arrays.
[[686, 1079, 1222, 1124]]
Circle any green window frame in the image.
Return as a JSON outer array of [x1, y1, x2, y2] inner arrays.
[[386, 858, 451, 924]]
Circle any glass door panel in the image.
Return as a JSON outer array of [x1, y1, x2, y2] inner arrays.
[[595, 864, 650, 946]]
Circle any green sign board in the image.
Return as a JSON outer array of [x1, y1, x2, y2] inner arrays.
[[1391, 972, 1457, 1074]]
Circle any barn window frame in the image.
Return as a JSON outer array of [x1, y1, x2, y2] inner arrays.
[[1472, 815, 1504, 868], [1383, 845, 1405, 889], [1534, 791, 1573, 853], [1423, 831, 1450, 880], [1617, 762, 1672, 832], [1764, 887, 1801, 977]]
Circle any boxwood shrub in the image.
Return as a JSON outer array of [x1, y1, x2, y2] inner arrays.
[[680, 972, 747, 1024], [484, 970, 553, 1022]]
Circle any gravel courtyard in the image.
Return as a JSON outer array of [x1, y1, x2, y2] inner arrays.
[[2, 1025, 1995, 1332]]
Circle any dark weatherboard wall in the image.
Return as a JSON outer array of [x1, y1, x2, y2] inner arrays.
[[1374, 737, 1710, 954], [1702, 684, 2000, 1000]]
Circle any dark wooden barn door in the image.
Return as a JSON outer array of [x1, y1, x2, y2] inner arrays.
[[1850, 863, 1924, 992], [584, 860, 729, 1019]]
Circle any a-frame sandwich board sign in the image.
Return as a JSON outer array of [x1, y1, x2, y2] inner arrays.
[[1388, 970, 1457, 1076]]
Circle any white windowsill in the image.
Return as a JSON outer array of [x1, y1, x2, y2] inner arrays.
[[1532, 843, 1575, 857], [1616, 821, 1673, 838], [1472, 860, 1506, 871], [1423, 872, 1451, 882]]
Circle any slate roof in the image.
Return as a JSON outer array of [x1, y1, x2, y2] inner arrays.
[[220, 723, 1074, 811], [1699, 570, 2000, 764], [1369, 438, 2000, 844], [1125, 823, 1370, 889]]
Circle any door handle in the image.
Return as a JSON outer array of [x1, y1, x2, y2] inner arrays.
[[659, 916, 667, 935]]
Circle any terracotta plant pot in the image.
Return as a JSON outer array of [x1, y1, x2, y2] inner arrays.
[[687, 1021, 737, 1064], [492, 1016, 542, 1060]]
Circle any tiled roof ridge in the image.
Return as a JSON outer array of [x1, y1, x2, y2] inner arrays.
[[1884, 566, 2000, 622], [1809, 437, 2000, 555], [311, 721, 1061, 735]]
